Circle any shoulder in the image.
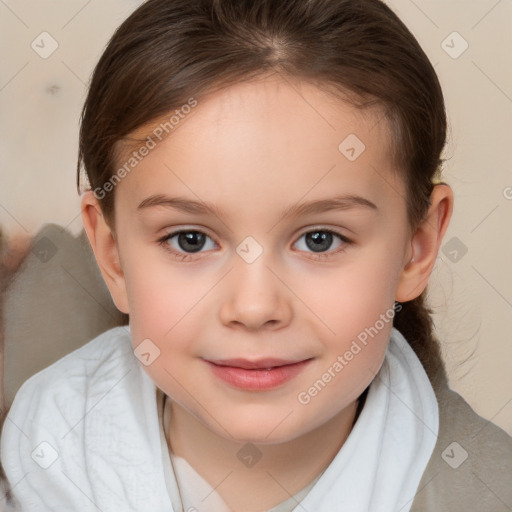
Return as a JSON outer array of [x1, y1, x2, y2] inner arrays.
[[0, 326, 138, 506], [2, 325, 134, 435], [411, 385, 512, 511], [6, 325, 133, 407], [0, 325, 169, 510]]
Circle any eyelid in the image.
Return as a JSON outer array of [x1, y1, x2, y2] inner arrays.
[[159, 224, 353, 241], [159, 225, 219, 243], [295, 225, 352, 241]]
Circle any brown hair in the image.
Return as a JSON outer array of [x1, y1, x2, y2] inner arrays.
[[77, 0, 449, 391]]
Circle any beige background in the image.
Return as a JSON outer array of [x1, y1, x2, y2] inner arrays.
[[0, 0, 511, 435]]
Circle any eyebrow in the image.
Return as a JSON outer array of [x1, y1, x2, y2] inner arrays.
[[137, 193, 378, 219]]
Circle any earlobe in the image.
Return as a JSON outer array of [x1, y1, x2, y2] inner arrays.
[[81, 191, 130, 314], [395, 184, 454, 303]]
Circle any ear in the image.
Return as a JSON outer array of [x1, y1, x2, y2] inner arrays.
[[81, 191, 130, 314], [395, 184, 454, 302]]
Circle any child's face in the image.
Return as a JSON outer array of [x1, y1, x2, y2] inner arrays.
[[104, 76, 416, 443]]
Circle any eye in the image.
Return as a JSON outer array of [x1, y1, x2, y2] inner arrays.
[[157, 227, 352, 261], [158, 229, 217, 259], [293, 229, 352, 258]]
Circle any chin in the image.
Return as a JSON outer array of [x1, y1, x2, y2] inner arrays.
[[213, 414, 311, 446]]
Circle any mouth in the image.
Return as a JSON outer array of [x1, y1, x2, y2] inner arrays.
[[203, 357, 313, 390]]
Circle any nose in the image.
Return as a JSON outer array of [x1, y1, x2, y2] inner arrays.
[[218, 253, 293, 331]]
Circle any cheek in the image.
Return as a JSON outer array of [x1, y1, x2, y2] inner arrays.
[[122, 246, 204, 336], [293, 250, 399, 336], [122, 254, 206, 394], [291, 249, 398, 395]]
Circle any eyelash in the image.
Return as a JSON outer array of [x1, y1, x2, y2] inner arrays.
[[157, 228, 353, 261]]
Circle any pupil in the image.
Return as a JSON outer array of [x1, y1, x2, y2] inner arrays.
[[179, 232, 205, 253], [307, 231, 332, 252]]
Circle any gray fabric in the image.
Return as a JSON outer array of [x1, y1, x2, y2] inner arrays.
[[2, 224, 126, 406], [410, 384, 512, 511]]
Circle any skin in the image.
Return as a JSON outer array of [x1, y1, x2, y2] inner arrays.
[[81, 75, 453, 511]]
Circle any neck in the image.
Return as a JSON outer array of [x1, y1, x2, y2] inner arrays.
[[166, 398, 360, 511]]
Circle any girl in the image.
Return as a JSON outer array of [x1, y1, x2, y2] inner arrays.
[[2, 0, 511, 510]]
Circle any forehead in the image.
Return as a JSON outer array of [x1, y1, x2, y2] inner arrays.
[[114, 76, 404, 216]]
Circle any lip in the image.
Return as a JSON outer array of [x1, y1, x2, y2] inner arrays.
[[208, 358, 305, 370], [204, 357, 313, 390]]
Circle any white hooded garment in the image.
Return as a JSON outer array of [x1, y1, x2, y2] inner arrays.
[[0, 325, 438, 511]]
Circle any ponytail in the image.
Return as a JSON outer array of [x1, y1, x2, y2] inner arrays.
[[394, 290, 448, 394]]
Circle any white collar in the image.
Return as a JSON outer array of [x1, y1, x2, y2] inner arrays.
[[296, 326, 439, 511]]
